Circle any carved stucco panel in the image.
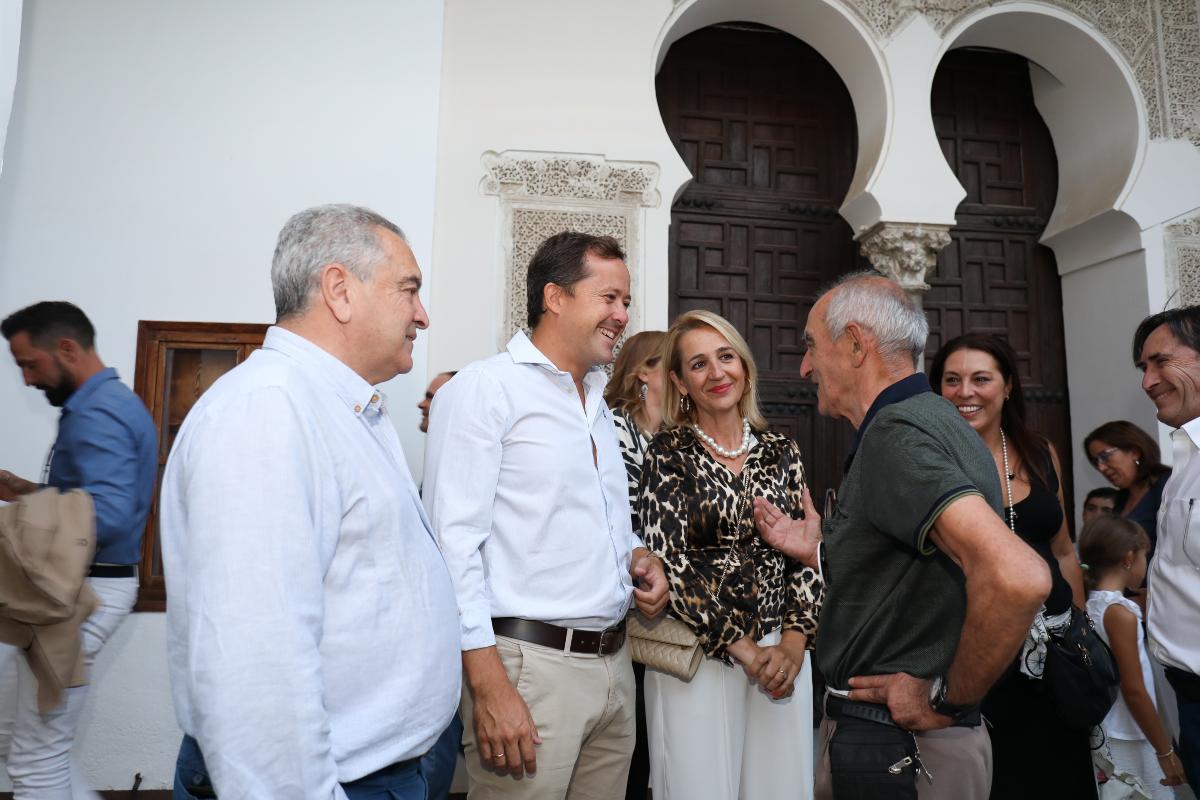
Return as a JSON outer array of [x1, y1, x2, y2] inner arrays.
[[507, 207, 632, 339], [1166, 212, 1200, 305], [1160, 0, 1200, 144], [482, 151, 660, 345], [840, 0, 1186, 142]]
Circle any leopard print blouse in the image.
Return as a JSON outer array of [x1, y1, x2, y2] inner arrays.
[[636, 426, 823, 663]]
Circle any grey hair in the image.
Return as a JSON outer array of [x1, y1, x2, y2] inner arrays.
[[820, 270, 928, 367], [271, 204, 407, 320]]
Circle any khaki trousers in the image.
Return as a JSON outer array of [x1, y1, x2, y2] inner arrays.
[[814, 716, 992, 800], [461, 635, 635, 800]]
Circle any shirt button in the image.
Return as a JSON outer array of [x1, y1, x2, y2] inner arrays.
[[371, 394, 379, 403], [354, 404, 362, 413]]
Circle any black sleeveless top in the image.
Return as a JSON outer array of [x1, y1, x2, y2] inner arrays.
[[1003, 446, 1073, 614]]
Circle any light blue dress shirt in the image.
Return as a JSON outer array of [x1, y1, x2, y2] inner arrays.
[[160, 326, 461, 800], [47, 367, 156, 564]]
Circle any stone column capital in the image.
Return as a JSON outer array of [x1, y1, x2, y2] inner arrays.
[[858, 222, 952, 293]]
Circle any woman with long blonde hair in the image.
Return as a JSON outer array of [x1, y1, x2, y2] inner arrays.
[[636, 310, 821, 799]]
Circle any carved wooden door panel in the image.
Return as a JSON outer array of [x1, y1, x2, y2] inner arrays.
[[928, 50, 1074, 512], [657, 24, 863, 498]]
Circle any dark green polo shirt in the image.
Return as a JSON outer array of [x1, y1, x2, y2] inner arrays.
[[817, 374, 1002, 690]]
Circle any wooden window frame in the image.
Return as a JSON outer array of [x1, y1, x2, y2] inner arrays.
[[132, 321, 268, 612]]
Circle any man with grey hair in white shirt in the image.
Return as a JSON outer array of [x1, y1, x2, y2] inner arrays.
[[424, 230, 670, 799], [160, 204, 461, 799]]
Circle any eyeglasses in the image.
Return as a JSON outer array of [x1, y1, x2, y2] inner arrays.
[[1089, 446, 1122, 468]]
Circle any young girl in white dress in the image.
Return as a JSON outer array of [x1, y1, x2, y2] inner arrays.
[[1081, 516, 1188, 798]]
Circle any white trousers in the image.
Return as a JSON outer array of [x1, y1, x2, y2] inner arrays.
[[645, 631, 814, 800], [0, 576, 138, 800]]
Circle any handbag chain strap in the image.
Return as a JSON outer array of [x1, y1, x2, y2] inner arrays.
[[711, 490, 750, 602]]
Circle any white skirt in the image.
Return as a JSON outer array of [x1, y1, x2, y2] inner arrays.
[[645, 630, 814, 800]]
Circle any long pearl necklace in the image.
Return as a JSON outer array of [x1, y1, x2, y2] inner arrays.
[[693, 417, 752, 459], [1001, 429, 1017, 532]]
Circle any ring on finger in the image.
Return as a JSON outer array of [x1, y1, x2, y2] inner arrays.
[[494, 753, 504, 760]]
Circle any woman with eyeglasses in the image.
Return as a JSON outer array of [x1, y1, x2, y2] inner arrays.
[[930, 333, 1094, 800], [1083, 420, 1172, 556]]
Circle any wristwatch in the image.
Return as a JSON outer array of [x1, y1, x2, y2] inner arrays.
[[928, 675, 971, 722]]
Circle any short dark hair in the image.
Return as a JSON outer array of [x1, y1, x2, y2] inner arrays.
[[1132, 306, 1200, 363], [1084, 487, 1119, 504], [525, 231, 625, 330], [1, 301, 96, 351]]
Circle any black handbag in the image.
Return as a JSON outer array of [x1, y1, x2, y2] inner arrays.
[[1042, 606, 1120, 730]]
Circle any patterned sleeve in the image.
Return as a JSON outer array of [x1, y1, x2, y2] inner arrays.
[[637, 435, 755, 663], [611, 408, 643, 532], [780, 440, 824, 645]]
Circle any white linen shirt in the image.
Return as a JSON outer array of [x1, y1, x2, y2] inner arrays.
[[1148, 416, 1200, 675], [160, 327, 461, 800], [423, 331, 642, 651]]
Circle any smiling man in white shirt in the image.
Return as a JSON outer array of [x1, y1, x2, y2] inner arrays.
[[1134, 306, 1200, 788], [160, 204, 461, 800], [424, 231, 669, 799]]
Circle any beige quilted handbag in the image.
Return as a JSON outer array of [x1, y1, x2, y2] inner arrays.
[[626, 610, 703, 681], [630, 491, 748, 681]]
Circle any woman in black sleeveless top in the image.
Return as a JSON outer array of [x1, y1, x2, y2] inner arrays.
[[931, 334, 1095, 800]]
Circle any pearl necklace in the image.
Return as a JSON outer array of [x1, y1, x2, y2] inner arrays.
[[693, 418, 752, 459], [1001, 429, 1017, 532]]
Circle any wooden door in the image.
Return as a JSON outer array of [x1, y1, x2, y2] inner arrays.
[[928, 50, 1073, 512], [657, 24, 862, 498]]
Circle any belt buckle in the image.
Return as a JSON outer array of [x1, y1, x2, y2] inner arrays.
[[599, 628, 615, 653]]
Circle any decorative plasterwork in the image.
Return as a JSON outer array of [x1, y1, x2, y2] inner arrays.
[[858, 222, 953, 295], [481, 150, 660, 345], [1166, 212, 1200, 306], [481, 151, 660, 206], [842, 0, 1200, 144]]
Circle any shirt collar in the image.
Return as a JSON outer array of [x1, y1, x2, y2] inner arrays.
[[845, 372, 931, 472], [265, 326, 385, 417], [1178, 416, 1200, 450], [63, 367, 119, 413], [505, 330, 608, 395]]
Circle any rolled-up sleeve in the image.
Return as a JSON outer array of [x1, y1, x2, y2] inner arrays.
[[423, 370, 509, 651]]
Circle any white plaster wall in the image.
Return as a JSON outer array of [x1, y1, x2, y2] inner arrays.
[[430, 0, 691, 372], [0, 0, 445, 789], [1060, 252, 1162, 520]]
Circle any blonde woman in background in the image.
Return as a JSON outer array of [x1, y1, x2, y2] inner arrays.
[[604, 329, 667, 800], [637, 310, 821, 800]]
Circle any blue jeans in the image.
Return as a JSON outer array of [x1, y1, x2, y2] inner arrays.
[[419, 713, 462, 800], [173, 735, 428, 800]]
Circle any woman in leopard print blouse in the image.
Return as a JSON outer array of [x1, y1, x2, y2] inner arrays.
[[636, 310, 822, 800]]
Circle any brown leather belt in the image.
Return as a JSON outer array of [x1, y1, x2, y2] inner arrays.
[[492, 617, 626, 656]]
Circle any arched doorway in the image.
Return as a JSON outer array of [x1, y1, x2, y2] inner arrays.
[[927, 49, 1074, 510], [657, 22, 862, 497]]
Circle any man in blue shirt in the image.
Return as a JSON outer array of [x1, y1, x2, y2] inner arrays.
[[0, 301, 156, 799]]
